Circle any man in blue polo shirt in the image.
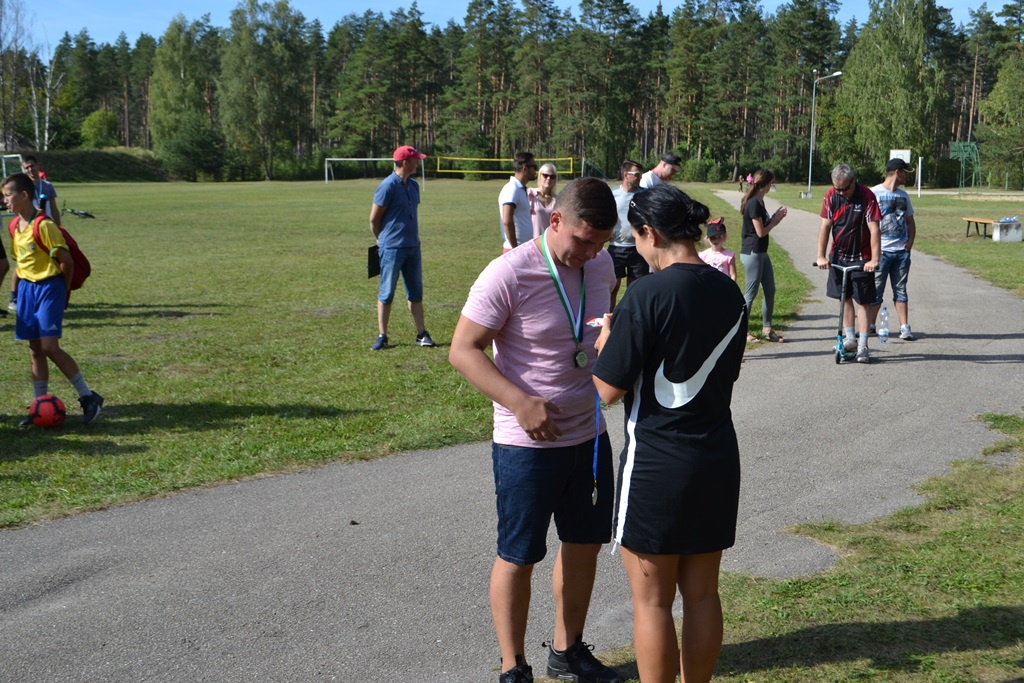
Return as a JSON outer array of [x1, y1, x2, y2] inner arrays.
[[369, 145, 436, 351]]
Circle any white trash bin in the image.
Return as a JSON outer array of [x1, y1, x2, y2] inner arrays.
[[992, 221, 1022, 243]]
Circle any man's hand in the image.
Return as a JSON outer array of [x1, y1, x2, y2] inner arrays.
[[450, 315, 564, 442], [501, 204, 517, 249], [864, 259, 878, 273], [511, 395, 563, 442], [594, 313, 612, 355], [815, 256, 830, 270], [369, 203, 386, 243]]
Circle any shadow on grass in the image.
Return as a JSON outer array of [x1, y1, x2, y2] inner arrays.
[[64, 301, 229, 322], [0, 401, 371, 462], [716, 605, 1024, 675]]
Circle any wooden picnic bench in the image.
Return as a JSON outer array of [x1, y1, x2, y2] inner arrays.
[[963, 217, 993, 237]]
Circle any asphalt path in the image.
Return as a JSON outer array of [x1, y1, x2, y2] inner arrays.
[[2, 191, 1023, 681]]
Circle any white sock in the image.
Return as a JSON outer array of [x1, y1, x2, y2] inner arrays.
[[69, 372, 91, 399]]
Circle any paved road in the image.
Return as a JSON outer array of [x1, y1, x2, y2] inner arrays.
[[2, 191, 1022, 681]]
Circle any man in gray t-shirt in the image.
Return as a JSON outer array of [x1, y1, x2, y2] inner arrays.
[[609, 160, 649, 309]]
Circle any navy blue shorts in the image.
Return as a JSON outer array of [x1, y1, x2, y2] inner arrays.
[[491, 433, 614, 566], [608, 245, 650, 280]]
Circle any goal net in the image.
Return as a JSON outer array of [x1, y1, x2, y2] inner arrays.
[[1, 153, 22, 177], [433, 156, 580, 179]]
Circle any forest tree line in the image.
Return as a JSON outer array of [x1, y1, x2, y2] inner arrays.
[[2, 0, 1023, 185]]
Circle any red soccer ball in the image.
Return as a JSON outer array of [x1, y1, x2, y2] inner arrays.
[[29, 394, 66, 428]]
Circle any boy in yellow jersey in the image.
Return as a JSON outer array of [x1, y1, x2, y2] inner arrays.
[[3, 173, 103, 426]]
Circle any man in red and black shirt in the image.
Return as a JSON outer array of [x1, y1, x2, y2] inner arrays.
[[815, 163, 881, 363]]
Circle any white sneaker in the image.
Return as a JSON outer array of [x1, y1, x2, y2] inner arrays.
[[842, 338, 857, 353], [855, 346, 870, 363], [899, 325, 915, 341]]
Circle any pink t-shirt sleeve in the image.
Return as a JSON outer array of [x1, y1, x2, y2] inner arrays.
[[462, 257, 515, 332]]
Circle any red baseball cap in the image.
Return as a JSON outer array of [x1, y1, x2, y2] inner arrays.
[[393, 145, 426, 162]]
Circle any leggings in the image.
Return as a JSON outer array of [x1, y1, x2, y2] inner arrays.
[[741, 251, 775, 329]]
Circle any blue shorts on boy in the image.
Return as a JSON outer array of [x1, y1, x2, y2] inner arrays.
[[491, 433, 614, 566], [15, 277, 65, 341]]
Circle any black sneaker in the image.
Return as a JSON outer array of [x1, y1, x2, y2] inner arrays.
[[80, 391, 104, 425], [415, 330, 436, 347], [498, 663, 533, 683], [18, 415, 34, 428], [371, 334, 389, 351], [546, 640, 623, 683]]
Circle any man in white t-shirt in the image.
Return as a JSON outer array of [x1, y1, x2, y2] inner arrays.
[[870, 158, 917, 340], [450, 177, 624, 683], [498, 152, 538, 252], [639, 152, 681, 189], [609, 159, 649, 309]]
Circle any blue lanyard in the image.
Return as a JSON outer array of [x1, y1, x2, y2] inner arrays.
[[592, 390, 600, 506]]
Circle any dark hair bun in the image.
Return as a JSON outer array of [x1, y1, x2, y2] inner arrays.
[[627, 184, 709, 242]]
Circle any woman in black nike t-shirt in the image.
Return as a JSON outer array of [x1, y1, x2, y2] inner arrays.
[[592, 184, 747, 683]]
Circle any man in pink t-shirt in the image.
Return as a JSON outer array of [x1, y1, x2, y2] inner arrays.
[[449, 177, 624, 683]]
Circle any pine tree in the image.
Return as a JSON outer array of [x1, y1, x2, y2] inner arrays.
[[219, 0, 309, 179]]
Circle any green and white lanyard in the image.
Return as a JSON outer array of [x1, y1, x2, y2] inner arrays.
[[540, 231, 601, 505], [541, 231, 587, 368]]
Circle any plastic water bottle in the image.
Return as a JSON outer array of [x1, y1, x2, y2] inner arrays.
[[878, 307, 890, 344]]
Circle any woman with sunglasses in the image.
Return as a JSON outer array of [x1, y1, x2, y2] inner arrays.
[[528, 163, 558, 236], [592, 184, 747, 683], [739, 169, 788, 342]]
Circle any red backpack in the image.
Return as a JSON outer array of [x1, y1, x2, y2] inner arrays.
[[8, 214, 91, 292]]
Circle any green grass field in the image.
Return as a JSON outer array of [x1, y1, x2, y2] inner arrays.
[[1, 179, 1021, 681], [0, 179, 809, 527]]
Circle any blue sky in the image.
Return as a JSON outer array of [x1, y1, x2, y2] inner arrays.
[[45, 0, 980, 47]]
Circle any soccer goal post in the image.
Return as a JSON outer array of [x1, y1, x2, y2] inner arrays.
[[1, 153, 22, 177], [324, 157, 426, 189]]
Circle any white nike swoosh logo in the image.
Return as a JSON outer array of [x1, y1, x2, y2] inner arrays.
[[653, 311, 743, 409]]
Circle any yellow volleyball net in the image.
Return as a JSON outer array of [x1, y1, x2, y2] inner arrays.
[[433, 156, 579, 178]]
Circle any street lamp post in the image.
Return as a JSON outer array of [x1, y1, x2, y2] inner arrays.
[[804, 69, 842, 198]]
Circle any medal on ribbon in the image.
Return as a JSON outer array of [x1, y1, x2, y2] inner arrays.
[[541, 231, 586, 369]]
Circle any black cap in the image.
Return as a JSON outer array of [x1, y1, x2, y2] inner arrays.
[[886, 158, 915, 173], [706, 217, 726, 238], [662, 152, 682, 166]]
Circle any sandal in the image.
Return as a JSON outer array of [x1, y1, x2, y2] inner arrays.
[[764, 330, 784, 342], [746, 334, 761, 343]]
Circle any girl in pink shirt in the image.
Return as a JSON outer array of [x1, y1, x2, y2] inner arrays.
[[698, 218, 737, 281]]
